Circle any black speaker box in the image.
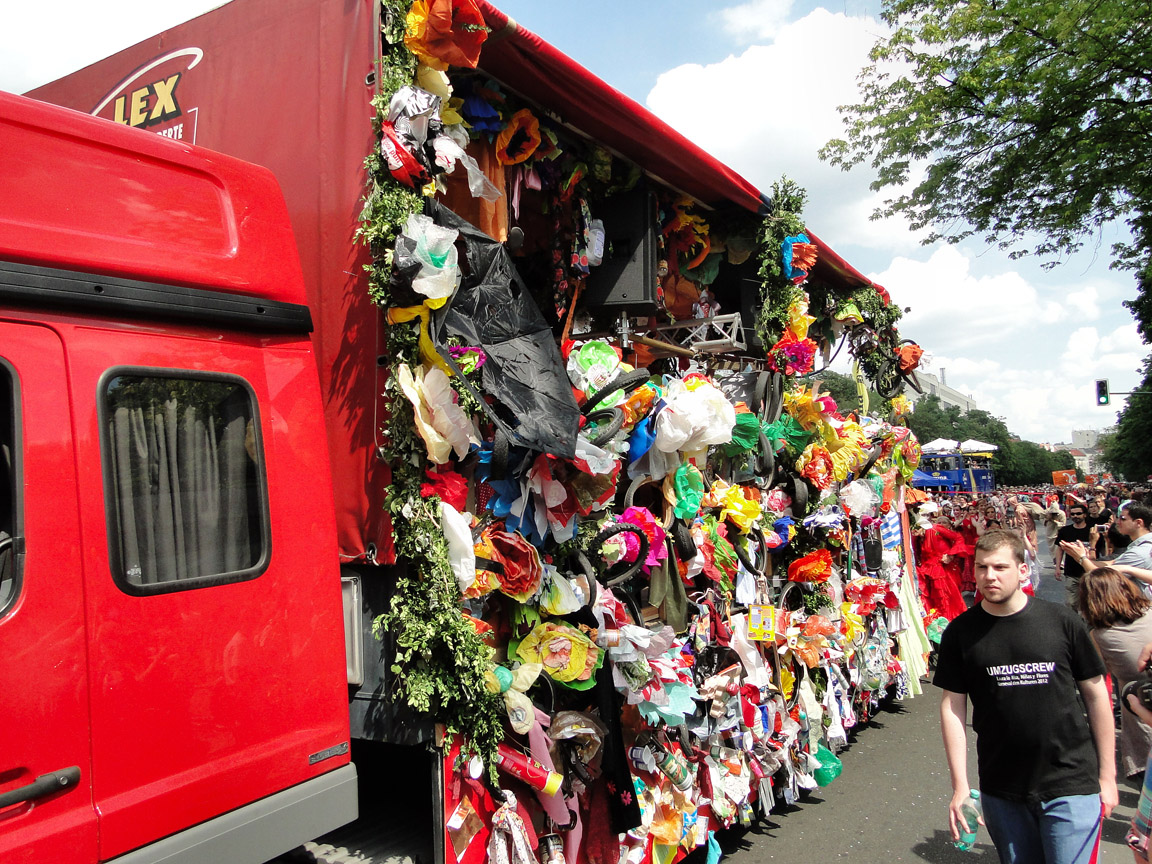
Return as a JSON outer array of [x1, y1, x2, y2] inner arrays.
[[583, 185, 657, 311]]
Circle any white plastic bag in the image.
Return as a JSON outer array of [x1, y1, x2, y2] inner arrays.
[[404, 213, 459, 304]]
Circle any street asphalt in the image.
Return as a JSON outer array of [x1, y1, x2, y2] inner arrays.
[[716, 539, 1143, 863]]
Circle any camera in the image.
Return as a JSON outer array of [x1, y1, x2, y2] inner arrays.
[[1121, 674, 1152, 715]]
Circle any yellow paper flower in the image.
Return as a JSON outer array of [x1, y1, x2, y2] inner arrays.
[[840, 604, 865, 648], [891, 394, 913, 417], [786, 294, 817, 340], [719, 485, 762, 533], [517, 622, 599, 684], [784, 387, 825, 430]]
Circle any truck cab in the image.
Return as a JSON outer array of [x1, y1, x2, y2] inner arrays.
[[0, 91, 355, 864]]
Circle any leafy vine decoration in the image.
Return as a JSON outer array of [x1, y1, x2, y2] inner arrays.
[[358, 0, 504, 774]]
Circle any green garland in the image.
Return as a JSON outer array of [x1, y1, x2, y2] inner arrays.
[[359, 0, 505, 774], [755, 177, 808, 347]]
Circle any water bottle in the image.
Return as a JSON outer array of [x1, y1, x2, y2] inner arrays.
[[955, 789, 982, 851]]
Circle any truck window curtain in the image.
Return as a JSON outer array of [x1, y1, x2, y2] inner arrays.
[[105, 376, 263, 587], [0, 365, 15, 612]]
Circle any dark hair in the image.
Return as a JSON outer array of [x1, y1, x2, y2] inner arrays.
[[975, 529, 1025, 564], [1078, 567, 1152, 629], [1122, 502, 1152, 529]]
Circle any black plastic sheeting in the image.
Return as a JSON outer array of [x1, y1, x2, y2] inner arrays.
[[428, 201, 580, 459]]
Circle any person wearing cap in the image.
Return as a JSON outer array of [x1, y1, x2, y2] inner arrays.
[[936, 529, 1117, 862]]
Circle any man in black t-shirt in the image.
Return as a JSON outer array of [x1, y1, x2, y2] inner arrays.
[[1054, 505, 1094, 608], [934, 529, 1116, 863]]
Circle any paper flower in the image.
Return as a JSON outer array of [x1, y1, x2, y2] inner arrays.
[[496, 108, 542, 165], [488, 529, 544, 601], [516, 622, 602, 687], [781, 233, 817, 283], [619, 507, 669, 570], [404, 0, 489, 72], [787, 548, 833, 584], [797, 443, 835, 490], [719, 485, 762, 533], [420, 465, 469, 511], [787, 295, 817, 340], [767, 331, 817, 377], [485, 662, 542, 734], [448, 345, 486, 373]]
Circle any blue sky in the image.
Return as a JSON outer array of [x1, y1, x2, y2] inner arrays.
[[1, 0, 1142, 444]]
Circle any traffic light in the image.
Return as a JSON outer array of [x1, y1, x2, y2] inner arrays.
[[1096, 379, 1110, 405]]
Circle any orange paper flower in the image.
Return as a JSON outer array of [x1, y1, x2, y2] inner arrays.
[[496, 108, 542, 165], [787, 548, 833, 584], [405, 0, 489, 71]]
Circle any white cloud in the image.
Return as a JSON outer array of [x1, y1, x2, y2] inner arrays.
[[0, 1, 223, 94], [1065, 286, 1101, 321], [716, 0, 797, 43], [870, 246, 1066, 353], [646, 8, 923, 255]]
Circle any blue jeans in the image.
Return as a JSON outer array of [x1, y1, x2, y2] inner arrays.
[[981, 793, 1102, 864]]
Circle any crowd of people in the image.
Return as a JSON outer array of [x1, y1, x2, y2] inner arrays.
[[911, 482, 1152, 863]]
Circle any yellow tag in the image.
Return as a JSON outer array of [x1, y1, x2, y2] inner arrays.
[[747, 605, 775, 641]]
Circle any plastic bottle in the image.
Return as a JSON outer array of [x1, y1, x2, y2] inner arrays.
[[955, 789, 982, 851]]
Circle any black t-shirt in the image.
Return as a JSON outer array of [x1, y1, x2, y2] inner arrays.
[[933, 596, 1105, 803], [1090, 509, 1113, 556], [1056, 523, 1093, 578]]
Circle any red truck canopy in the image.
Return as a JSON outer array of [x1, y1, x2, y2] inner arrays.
[[475, 3, 882, 293]]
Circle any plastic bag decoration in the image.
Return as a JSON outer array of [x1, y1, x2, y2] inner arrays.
[[429, 201, 581, 458]]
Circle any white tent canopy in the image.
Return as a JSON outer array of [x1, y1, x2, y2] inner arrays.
[[960, 439, 999, 452], [922, 438, 960, 453]]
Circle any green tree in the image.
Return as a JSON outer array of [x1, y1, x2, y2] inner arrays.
[[810, 370, 884, 416], [821, 0, 1152, 336], [905, 394, 961, 445], [1103, 358, 1152, 479]]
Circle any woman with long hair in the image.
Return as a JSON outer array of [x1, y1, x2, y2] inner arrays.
[[1078, 566, 1152, 777]]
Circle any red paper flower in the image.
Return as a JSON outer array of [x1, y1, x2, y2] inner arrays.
[[421, 466, 468, 511], [787, 549, 833, 584], [405, 0, 490, 71]]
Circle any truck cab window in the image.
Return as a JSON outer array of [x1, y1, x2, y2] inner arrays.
[[102, 373, 269, 593], [0, 365, 16, 613]]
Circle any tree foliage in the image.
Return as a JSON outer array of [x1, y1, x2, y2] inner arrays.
[[811, 370, 884, 416], [1102, 357, 1152, 479], [905, 395, 1072, 484], [822, 0, 1152, 335]]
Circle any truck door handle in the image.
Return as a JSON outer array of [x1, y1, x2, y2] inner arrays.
[[0, 766, 81, 809]]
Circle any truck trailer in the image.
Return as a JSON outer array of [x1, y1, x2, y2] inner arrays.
[[7, 2, 899, 862]]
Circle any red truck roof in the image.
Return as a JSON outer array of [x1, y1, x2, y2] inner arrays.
[[0, 89, 307, 307]]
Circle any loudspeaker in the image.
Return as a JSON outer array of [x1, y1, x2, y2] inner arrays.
[[583, 185, 657, 311], [740, 277, 764, 348]]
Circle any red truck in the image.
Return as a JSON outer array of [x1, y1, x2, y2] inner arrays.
[[0, 90, 356, 862], [8, 2, 886, 863]]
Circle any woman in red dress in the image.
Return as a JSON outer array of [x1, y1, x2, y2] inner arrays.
[[915, 511, 969, 620]]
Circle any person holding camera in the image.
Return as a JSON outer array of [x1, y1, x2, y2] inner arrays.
[[1061, 501, 1152, 600], [1077, 567, 1152, 778]]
